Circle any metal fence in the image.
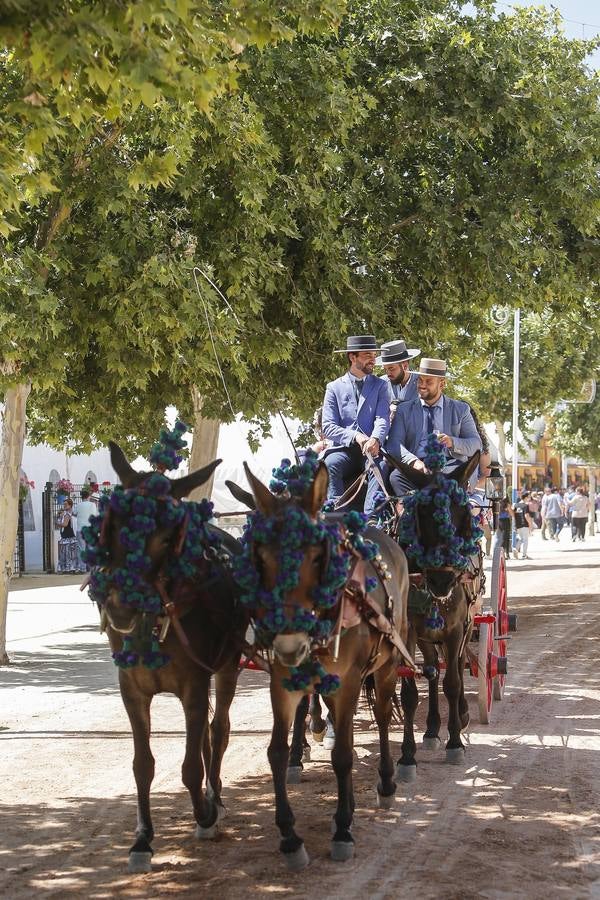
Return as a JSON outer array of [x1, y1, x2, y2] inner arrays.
[[42, 482, 115, 573], [12, 501, 24, 576]]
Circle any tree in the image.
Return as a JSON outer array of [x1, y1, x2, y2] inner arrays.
[[0, 0, 346, 664], [549, 400, 600, 464], [2, 0, 599, 666]]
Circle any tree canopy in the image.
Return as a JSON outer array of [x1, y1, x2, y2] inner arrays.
[[1, 0, 599, 455]]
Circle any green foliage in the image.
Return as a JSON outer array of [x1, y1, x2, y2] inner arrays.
[[550, 400, 600, 463], [1, 0, 599, 454]]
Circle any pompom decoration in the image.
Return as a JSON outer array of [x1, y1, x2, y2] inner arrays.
[[149, 420, 188, 472], [425, 604, 445, 630], [398, 435, 483, 572], [269, 449, 321, 497], [233, 456, 379, 696], [83, 423, 228, 670]]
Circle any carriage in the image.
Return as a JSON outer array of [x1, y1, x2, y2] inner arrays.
[[91, 424, 518, 872], [388, 452, 517, 725], [397, 534, 516, 725]]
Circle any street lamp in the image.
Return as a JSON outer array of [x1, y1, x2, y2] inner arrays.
[[485, 462, 506, 533]]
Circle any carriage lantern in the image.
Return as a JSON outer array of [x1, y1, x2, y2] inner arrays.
[[485, 464, 505, 501]]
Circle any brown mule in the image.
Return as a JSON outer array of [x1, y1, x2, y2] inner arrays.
[[383, 452, 482, 773], [234, 460, 411, 870], [99, 443, 247, 873]]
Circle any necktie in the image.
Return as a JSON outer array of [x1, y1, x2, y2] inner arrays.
[[426, 405, 437, 434], [354, 379, 364, 404]]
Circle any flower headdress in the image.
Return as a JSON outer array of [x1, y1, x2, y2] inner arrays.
[[83, 421, 222, 670], [233, 451, 378, 695]]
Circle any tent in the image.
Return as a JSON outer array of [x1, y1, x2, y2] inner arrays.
[[210, 415, 305, 515]]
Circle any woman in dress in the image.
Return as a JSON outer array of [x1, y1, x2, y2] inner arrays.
[[56, 499, 79, 573]]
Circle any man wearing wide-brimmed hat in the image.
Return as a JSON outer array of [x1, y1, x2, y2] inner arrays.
[[384, 357, 481, 495], [321, 335, 390, 516], [376, 339, 421, 407]]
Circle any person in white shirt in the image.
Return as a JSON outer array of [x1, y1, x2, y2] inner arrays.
[[75, 489, 97, 572], [568, 487, 590, 542]]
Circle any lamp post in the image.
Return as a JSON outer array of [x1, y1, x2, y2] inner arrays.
[[511, 308, 520, 503]]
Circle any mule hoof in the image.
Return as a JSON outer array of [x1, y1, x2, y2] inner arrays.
[[422, 736, 442, 751], [311, 726, 326, 743], [283, 844, 310, 871], [128, 851, 152, 874], [376, 789, 396, 810], [445, 747, 466, 766], [303, 745, 311, 762], [286, 766, 303, 785], [216, 802, 227, 822], [395, 763, 417, 783], [195, 821, 219, 840], [331, 840, 355, 862]]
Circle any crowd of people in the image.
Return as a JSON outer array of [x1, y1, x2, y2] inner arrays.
[[497, 485, 594, 561]]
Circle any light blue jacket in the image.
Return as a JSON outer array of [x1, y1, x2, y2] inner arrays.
[[383, 371, 419, 404], [385, 395, 481, 464], [322, 373, 390, 449]]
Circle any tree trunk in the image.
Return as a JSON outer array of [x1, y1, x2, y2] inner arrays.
[[588, 468, 596, 537], [187, 387, 221, 502], [0, 382, 31, 665]]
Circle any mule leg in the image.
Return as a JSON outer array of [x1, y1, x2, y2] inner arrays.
[[330, 672, 360, 861], [180, 677, 217, 836], [443, 628, 466, 763], [267, 676, 308, 870], [458, 628, 471, 732], [207, 657, 239, 817], [288, 694, 309, 783], [372, 660, 398, 808], [120, 680, 155, 872], [396, 674, 418, 782], [309, 692, 328, 741], [421, 641, 442, 747]]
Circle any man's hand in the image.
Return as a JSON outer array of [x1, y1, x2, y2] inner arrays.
[[362, 437, 380, 457], [437, 432, 454, 450], [411, 458, 429, 473]]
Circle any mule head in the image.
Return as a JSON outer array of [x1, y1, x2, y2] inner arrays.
[[410, 451, 481, 600], [240, 462, 330, 667], [102, 442, 221, 628], [109, 441, 221, 500]]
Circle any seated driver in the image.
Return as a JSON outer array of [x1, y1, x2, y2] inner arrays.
[[384, 358, 482, 496]]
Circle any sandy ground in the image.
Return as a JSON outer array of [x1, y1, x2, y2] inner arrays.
[[2, 531, 600, 899]]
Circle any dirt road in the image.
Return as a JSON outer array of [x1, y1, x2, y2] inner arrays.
[[2, 532, 600, 899]]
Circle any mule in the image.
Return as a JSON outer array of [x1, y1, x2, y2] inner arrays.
[[230, 459, 411, 869], [93, 443, 247, 873], [383, 451, 482, 772]]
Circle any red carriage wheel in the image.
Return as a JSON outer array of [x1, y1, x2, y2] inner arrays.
[[490, 539, 509, 700], [477, 617, 494, 724]]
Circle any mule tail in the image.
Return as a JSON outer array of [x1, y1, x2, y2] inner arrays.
[[362, 674, 403, 725]]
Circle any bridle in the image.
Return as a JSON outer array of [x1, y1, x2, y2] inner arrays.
[[97, 492, 236, 674]]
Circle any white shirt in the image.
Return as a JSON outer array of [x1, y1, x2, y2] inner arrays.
[[75, 500, 97, 532]]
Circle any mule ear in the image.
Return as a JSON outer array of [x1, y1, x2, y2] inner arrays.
[[447, 451, 481, 489], [243, 462, 276, 516], [170, 459, 221, 500], [109, 441, 145, 489], [226, 480, 256, 511], [301, 462, 329, 518], [382, 450, 434, 491]]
